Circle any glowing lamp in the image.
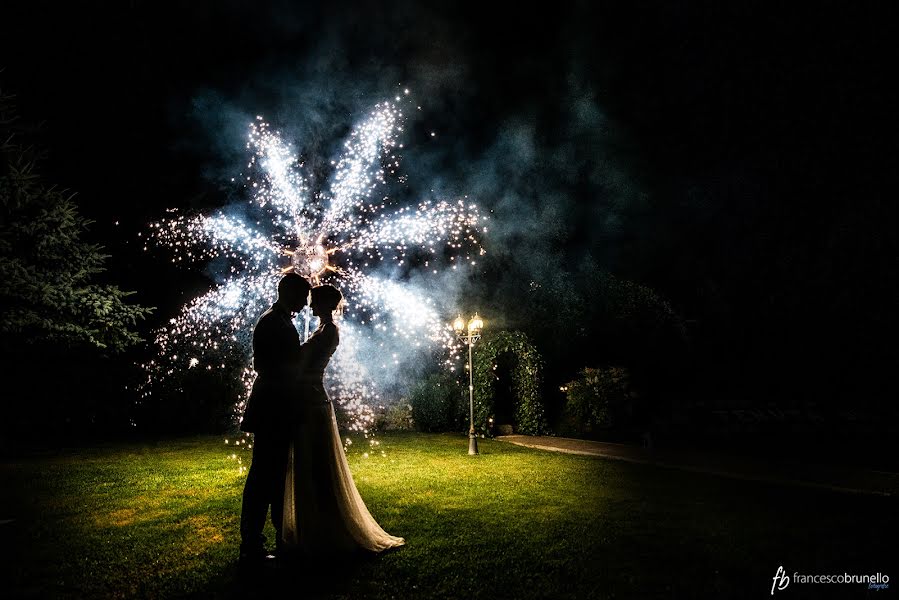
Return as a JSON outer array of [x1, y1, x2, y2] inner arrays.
[[468, 313, 483, 334], [453, 315, 466, 332]]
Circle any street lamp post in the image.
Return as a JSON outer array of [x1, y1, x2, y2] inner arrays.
[[454, 313, 484, 455]]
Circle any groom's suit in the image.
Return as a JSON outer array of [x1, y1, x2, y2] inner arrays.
[[241, 303, 303, 435], [239, 302, 303, 554]]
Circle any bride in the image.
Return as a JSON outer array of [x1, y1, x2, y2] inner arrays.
[[281, 284, 405, 554]]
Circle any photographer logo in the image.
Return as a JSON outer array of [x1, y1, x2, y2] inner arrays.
[[771, 566, 790, 595], [770, 566, 889, 594]]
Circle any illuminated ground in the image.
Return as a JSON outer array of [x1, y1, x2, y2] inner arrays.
[[1, 433, 894, 598]]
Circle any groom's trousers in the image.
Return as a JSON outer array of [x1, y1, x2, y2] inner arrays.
[[240, 433, 290, 552]]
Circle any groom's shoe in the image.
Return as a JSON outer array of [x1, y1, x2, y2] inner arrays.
[[238, 548, 277, 570]]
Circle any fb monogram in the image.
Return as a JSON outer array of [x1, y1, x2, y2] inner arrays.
[[771, 566, 790, 595]]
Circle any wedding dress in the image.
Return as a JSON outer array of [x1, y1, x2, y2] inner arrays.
[[281, 320, 405, 554]]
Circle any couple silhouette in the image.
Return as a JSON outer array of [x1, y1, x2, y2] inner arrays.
[[238, 273, 404, 566]]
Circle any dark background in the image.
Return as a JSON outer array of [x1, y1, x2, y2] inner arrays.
[[1, 1, 896, 456]]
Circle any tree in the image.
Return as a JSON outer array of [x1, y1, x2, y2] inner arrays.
[[0, 85, 154, 439], [0, 88, 152, 354]]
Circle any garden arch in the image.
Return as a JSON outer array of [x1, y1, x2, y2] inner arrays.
[[471, 330, 547, 436]]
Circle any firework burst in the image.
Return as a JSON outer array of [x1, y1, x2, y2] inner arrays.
[[142, 94, 487, 452]]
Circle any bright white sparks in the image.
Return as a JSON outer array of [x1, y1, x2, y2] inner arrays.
[[143, 97, 486, 436]]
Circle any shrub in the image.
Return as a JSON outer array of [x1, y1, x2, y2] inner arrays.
[[374, 403, 415, 432], [562, 367, 636, 434], [409, 372, 462, 432]]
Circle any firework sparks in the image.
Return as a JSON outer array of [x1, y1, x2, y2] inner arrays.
[[142, 96, 486, 441]]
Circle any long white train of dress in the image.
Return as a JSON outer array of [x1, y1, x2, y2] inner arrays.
[[282, 401, 405, 554]]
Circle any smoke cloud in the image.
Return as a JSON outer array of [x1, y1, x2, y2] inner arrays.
[[170, 2, 647, 395]]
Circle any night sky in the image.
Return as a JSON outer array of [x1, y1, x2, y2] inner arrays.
[[2, 1, 895, 408]]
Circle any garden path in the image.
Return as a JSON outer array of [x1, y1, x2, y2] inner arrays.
[[496, 435, 899, 496]]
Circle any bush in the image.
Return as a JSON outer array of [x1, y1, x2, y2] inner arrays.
[[374, 403, 415, 432], [409, 372, 462, 432], [561, 367, 636, 435]]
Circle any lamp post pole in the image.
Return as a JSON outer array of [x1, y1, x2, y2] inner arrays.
[[467, 336, 477, 455], [454, 313, 483, 456]]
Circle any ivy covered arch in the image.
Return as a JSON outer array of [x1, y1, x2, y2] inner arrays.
[[471, 330, 547, 436]]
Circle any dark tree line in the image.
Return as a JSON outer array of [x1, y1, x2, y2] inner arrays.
[[0, 87, 152, 443]]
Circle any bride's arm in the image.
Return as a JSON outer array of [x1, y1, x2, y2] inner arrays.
[[295, 338, 311, 372], [301, 325, 338, 356]]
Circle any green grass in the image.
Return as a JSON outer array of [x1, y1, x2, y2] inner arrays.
[[1, 433, 895, 599]]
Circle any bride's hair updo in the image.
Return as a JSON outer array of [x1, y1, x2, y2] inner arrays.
[[312, 284, 343, 313]]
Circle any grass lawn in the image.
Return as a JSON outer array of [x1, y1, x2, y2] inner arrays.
[[1, 432, 895, 599]]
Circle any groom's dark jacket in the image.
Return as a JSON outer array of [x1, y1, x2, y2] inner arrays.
[[240, 303, 303, 436]]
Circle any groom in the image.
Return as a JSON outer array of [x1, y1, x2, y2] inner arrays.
[[238, 273, 311, 565]]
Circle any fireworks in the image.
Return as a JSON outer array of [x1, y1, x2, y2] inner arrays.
[[142, 95, 487, 439]]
